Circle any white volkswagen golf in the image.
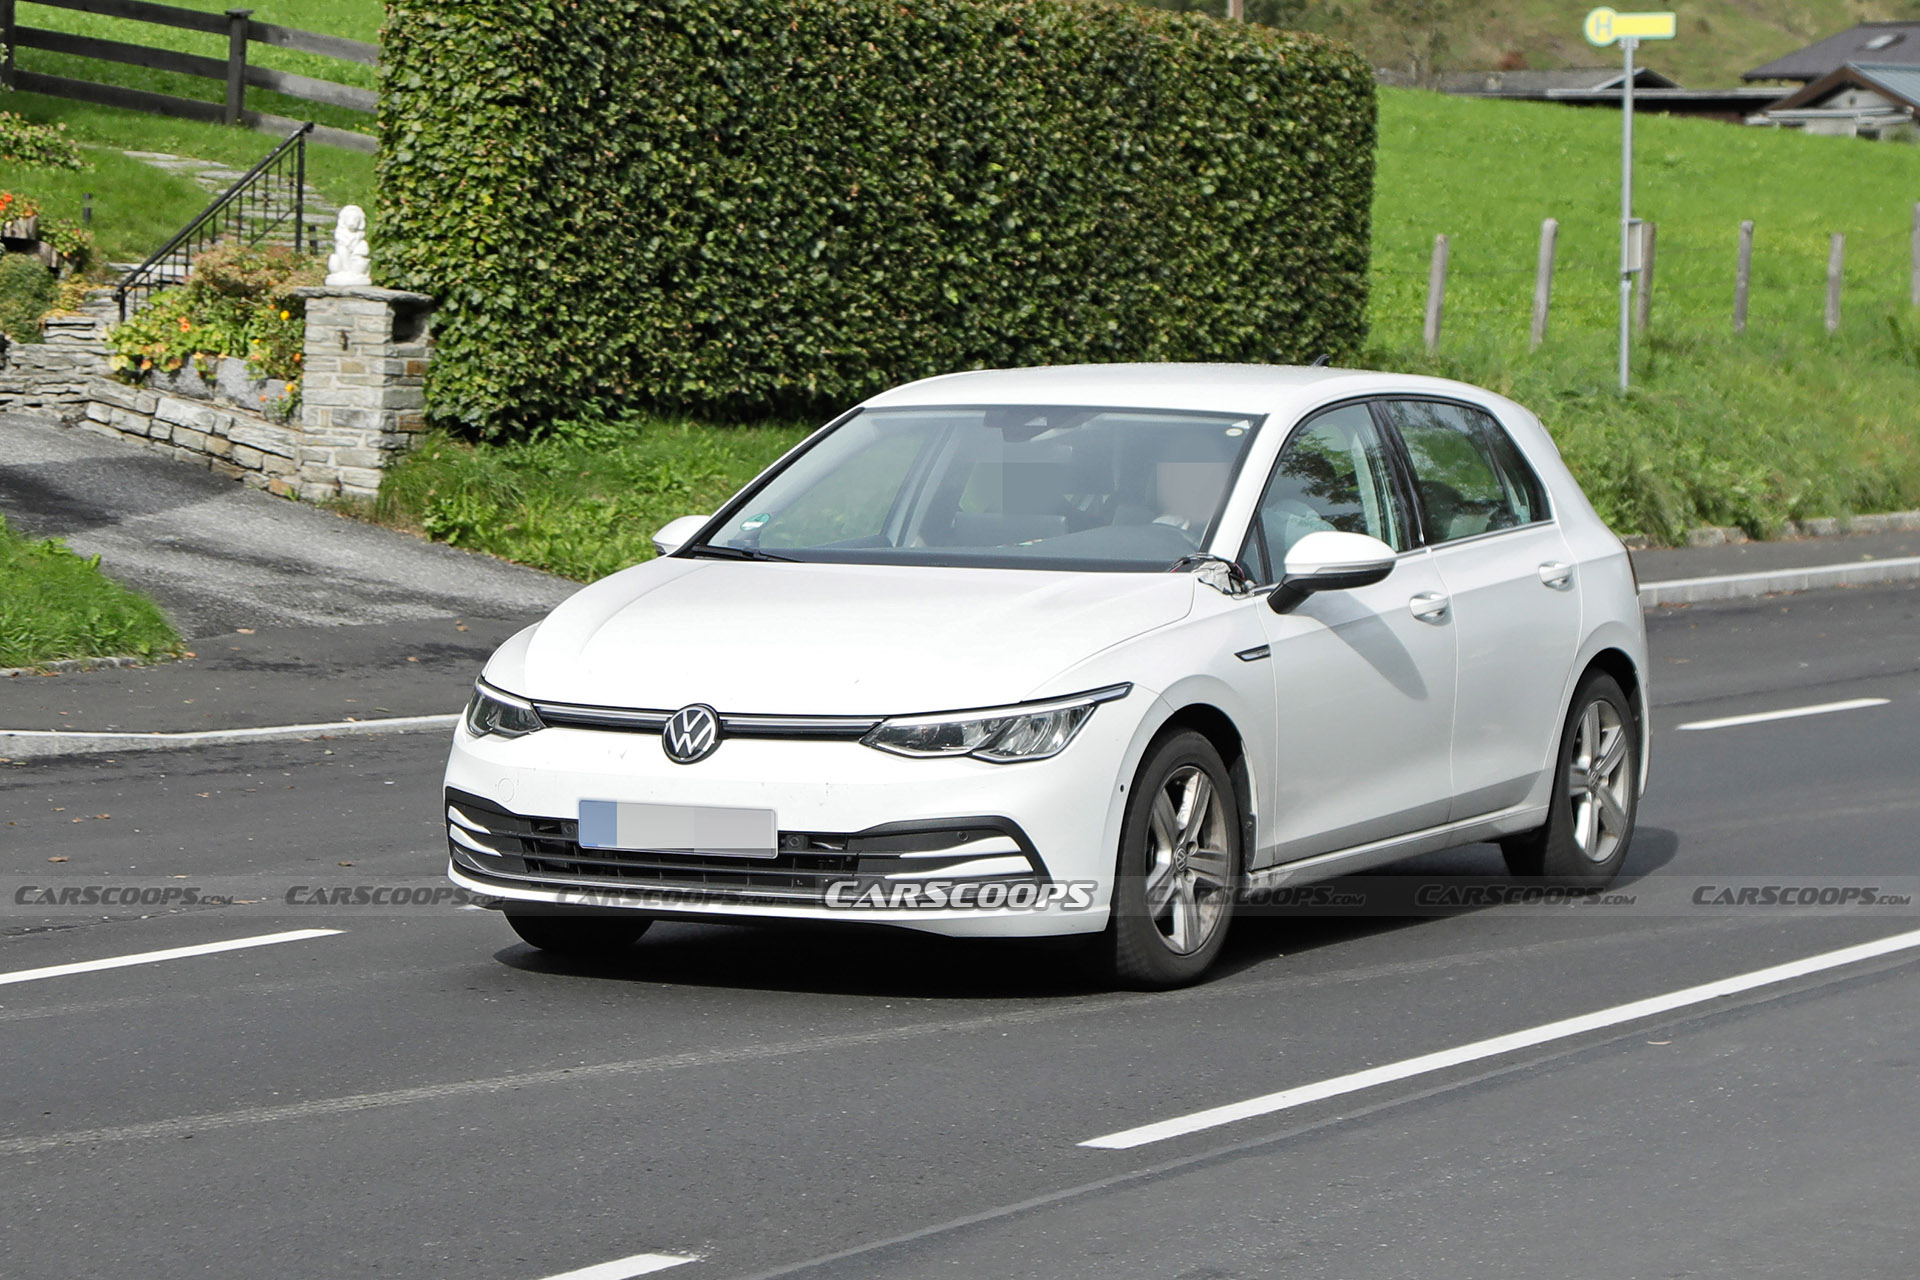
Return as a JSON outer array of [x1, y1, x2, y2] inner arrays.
[[445, 364, 1648, 986]]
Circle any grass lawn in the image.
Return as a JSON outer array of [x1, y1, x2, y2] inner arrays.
[[0, 91, 378, 280], [373, 421, 815, 584], [373, 86, 1920, 577], [0, 515, 180, 668]]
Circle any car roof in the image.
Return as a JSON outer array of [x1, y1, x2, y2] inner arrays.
[[860, 363, 1501, 420]]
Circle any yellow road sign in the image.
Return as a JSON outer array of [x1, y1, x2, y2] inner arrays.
[[1584, 7, 1677, 45]]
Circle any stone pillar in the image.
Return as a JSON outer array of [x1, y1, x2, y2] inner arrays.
[[290, 285, 433, 502]]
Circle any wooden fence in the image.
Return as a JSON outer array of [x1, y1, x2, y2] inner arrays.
[[1419, 203, 1920, 356], [0, 0, 376, 152]]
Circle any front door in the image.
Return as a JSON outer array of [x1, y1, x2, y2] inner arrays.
[[1244, 402, 1459, 863]]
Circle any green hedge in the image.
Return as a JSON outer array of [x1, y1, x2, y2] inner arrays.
[[378, 0, 1375, 437]]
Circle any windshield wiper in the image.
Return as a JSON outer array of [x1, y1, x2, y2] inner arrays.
[[683, 543, 798, 562]]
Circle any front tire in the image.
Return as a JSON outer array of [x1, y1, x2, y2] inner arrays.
[[1501, 672, 1639, 886], [504, 908, 651, 957], [1098, 730, 1242, 989]]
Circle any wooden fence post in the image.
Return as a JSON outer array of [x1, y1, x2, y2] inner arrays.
[[1911, 203, 1919, 309], [223, 8, 253, 126], [1424, 234, 1449, 356], [1530, 218, 1558, 350], [1226, 0, 1245, 19], [1826, 232, 1844, 335], [1734, 220, 1754, 335], [1633, 220, 1657, 333]]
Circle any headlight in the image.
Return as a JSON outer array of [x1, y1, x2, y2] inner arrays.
[[463, 681, 545, 739], [861, 684, 1130, 763]]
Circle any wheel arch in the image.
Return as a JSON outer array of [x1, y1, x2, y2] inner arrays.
[[1575, 644, 1650, 797], [1140, 701, 1258, 876]]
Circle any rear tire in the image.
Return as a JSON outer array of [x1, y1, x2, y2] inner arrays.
[[504, 908, 651, 956], [1501, 672, 1639, 887], [1097, 730, 1242, 989]]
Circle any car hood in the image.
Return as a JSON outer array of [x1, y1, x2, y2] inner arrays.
[[511, 559, 1194, 714]]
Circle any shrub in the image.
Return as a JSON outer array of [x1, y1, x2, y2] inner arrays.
[[379, 0, 1376, 437], [41, 218, 94, 273], [0, 251, 57, 343], [0, 113, 86, 171], [107, 243, 321, 385]]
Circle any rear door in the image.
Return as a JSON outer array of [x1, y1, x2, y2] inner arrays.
[[1245, 401, 1458, 862], [1376, 398, 1579, 820]]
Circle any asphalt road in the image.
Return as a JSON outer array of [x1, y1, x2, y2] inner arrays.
[[3, 583, 1919, 1279]]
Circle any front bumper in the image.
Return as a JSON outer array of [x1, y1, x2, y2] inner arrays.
[[442, 720, 1131, 937]]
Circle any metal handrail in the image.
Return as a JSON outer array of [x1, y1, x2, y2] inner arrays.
[[113, 121, 315, 322]]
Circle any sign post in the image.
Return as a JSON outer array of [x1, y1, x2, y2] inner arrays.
[[1584, 8, 1676, 391]]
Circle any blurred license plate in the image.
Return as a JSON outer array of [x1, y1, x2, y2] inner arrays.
[[577, 801, 778, 859]]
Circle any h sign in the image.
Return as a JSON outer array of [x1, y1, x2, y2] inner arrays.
[[1584, 7, 1677, 45]]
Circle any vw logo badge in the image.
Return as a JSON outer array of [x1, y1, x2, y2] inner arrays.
[[662, 704, 721, 764]]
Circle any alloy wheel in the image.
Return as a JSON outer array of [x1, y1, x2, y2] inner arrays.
[[1568, 699, 1631, 863], [1143, 764, 1234, 955]]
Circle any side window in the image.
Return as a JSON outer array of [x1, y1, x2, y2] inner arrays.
[[1478, 416, 1550, 524], [1240, 403, 1410, 582], [1382, 400, 1538, 544]]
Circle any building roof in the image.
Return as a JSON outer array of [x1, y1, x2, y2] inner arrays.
[[1772, 62, 1920, 113], [1437, 66, 1678, 95], [1745, 22, 1920, 83]]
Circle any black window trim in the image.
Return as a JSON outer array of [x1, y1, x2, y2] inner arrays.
[[1368, 395, 1558, 550]]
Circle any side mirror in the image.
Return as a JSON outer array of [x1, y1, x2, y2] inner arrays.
[[1269, 530, 1397, 614], [651, 515, 710, 557]]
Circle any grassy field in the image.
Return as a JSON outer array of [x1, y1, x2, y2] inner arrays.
[[0, 516, 180, 668], [374, 87, 1920, 575], [1368, 88, 1920, 541], [12, 0, 382, 134]]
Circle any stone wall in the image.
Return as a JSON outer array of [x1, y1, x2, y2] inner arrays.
[[80, 380, 304, 495], [0, 286, 434, 503], [0, 305, 116, 415]]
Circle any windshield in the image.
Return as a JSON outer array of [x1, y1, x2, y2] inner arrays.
[[697, 405, 1263, 571]]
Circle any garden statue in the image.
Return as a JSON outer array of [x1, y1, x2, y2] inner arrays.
[[326, 205, 372, 287]]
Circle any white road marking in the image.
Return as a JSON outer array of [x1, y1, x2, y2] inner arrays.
[[1080, 926, 1920, 1150], [537, 1253, 698, 1280], [0, 929, 343, 987], [1677, 697, 1889, 731]]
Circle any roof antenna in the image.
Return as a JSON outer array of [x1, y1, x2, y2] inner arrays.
[[1309, 353, 1332, 367]]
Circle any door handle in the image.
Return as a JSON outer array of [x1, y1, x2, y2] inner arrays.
[[1538, 561, 1574, 590], [1409, 591, 1450, 622]]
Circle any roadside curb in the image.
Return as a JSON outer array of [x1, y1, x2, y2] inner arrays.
[[0, 714, 458, 762], [1639, 554, 1920, 607], [1, 655, 157, 680]]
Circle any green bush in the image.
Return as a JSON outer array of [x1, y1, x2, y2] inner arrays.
[[0, 111, 86, 170], [107, 243, 320, 385], [0, 251, 57, 343], [378, 0, 1376, 437]]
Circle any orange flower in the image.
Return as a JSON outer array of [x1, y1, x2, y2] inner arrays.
[[177, 316, 192, 332]]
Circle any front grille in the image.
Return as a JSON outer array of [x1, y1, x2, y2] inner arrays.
[[446, 789, 1043, 906]]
